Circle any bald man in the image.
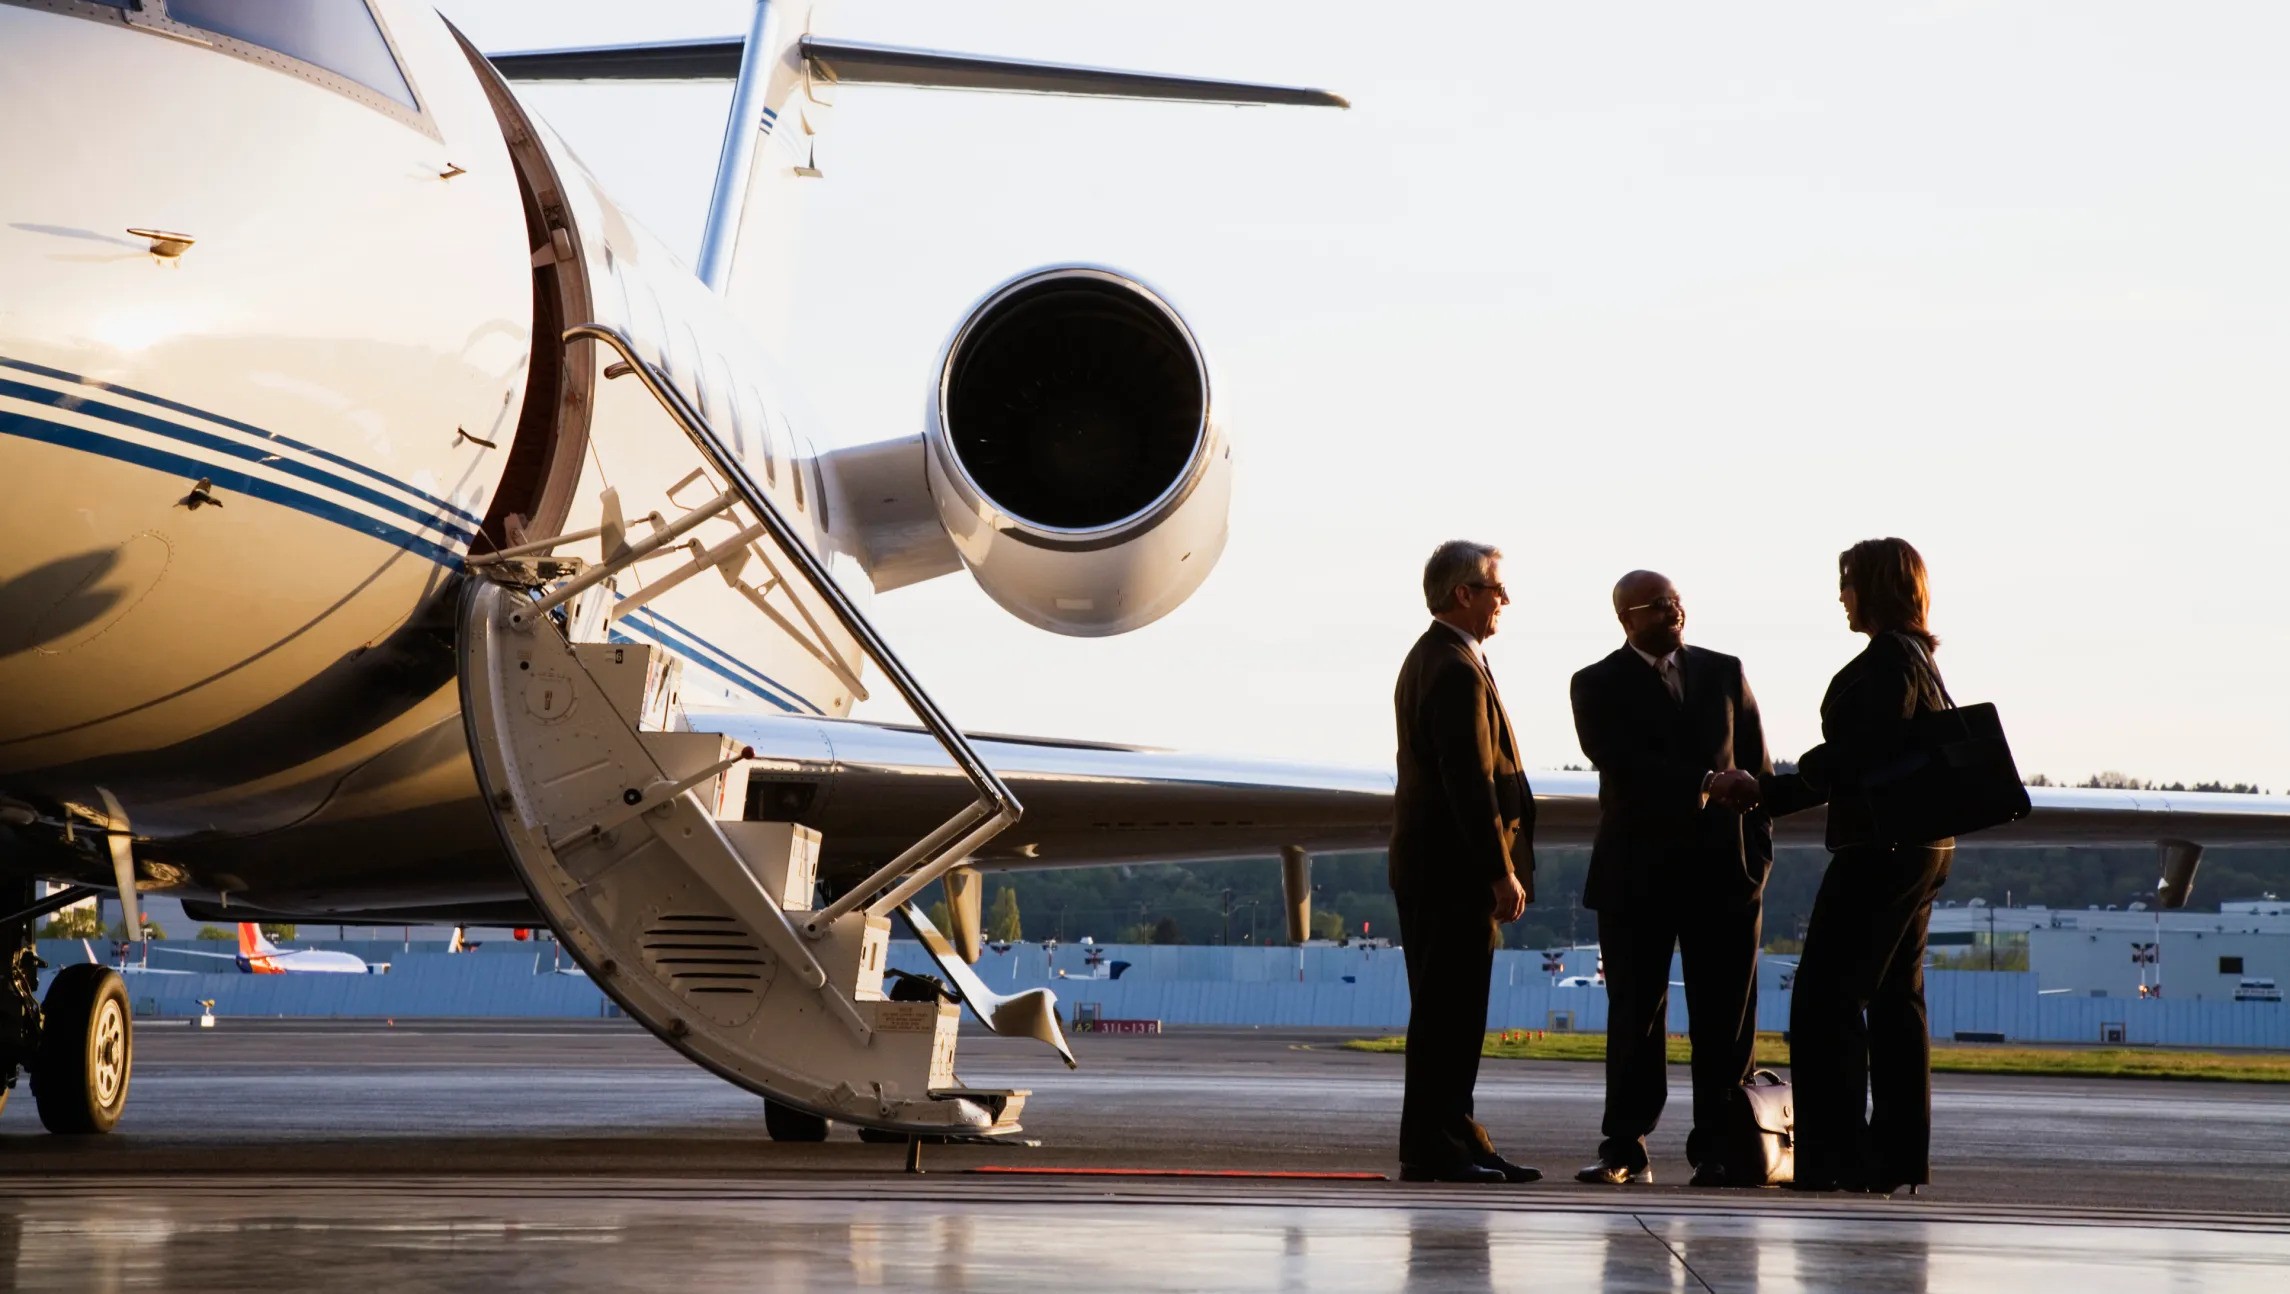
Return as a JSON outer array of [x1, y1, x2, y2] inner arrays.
[[1569, 571, 1773, 1187]]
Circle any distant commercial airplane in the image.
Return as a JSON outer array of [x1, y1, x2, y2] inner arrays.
[[78, 939, 191, 977], [1, 0, 2283, 1141], [152, 925, 377, 976]]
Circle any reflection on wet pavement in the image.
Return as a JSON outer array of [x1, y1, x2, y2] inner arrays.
[[4, 1180, 2286, 1294]]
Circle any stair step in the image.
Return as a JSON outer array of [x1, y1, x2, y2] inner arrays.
[[639, 730, 750, 820], [716, 821, 819, 911], [935, 1087, 1030, 1135], [463, 583, 1006, 1135], [573, 641, 682, 730]]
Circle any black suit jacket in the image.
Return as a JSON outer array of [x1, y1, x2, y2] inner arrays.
[[1570, 644, 1774, 914], [1763, 631, 1949, 850], [1389, 624, 1536, 910]]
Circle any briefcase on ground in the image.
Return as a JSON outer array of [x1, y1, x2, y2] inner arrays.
[[1861, 639, 2032, 845], [1718, 1069, 1794, 1186]]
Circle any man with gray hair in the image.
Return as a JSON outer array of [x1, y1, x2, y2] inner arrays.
[[1387, 539, 1539, 1183]]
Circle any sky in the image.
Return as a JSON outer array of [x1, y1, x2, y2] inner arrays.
[[440, 1, 2289, 790]]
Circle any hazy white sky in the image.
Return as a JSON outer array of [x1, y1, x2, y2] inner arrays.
[[442, 1, 2287, 789]]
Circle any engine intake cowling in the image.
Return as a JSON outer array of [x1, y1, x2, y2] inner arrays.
[[925, 266, 1230, 636]]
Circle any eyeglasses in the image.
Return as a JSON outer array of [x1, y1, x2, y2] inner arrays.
[[1465, 581, 1510, 602], [1624, 597, 1684, 615]]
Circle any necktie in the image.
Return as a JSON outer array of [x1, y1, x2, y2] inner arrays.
[[1659, 657, 1683, 703]]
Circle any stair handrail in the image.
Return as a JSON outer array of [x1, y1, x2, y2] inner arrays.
[[559, 323, 1022, 937]]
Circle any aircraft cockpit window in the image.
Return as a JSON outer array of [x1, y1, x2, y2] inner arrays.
[[163, 0, 419, 111]]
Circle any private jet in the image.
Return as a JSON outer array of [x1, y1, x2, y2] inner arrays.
[[2, 0, 2284, 1141]]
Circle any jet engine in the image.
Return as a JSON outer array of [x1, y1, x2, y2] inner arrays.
[[924, 266, 1230, 636]]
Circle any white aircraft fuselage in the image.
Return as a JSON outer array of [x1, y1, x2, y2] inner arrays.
[[0, 2, 876, 918], [0, 0, 1313, 938]]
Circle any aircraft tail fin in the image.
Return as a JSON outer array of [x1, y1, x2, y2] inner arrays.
[[238, 922, 279, 957]]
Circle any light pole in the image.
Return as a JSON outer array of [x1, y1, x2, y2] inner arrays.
[[1231, 899, 1261, 945]]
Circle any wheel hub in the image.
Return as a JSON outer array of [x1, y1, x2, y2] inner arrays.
[[92, 999, 125, 1107]]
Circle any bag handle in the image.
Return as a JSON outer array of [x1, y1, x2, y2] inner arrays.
[[1894, 632, 1956, 711], [1748, 1068, 1786, 1087]]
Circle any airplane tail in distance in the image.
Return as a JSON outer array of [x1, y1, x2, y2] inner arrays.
[[238, 923, 280, 957]]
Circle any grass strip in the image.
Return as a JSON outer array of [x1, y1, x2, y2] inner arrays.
[[1340, 1031, 2290, 1083]]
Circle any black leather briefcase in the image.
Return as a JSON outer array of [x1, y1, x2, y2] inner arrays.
[[1862, 641, 2032, 845], [1718, 1069, 1795, 1186]]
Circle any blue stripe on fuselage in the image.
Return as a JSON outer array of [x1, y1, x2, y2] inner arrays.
[[0, 408, 468, 567], [613, 605, 824, 716], [0, 377, 476, 545], [0, 355, 484, 527], [0, 399, 831, 716]]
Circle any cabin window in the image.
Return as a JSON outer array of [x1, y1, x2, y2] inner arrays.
[[707, 356, 741, 455], [2221, 956, 2245, 974], [731, 381, 765, 468], [670, 323, 705, 415], [756, 403, 782, 486], [165, 0, 418, 109]]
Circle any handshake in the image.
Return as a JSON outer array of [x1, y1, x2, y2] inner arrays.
[[1708, 768, 1761, 813]]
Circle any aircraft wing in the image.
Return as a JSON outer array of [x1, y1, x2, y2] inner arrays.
[[1762, 784, 2290, 848], [146, 947, 241, 960], [705, 713, 2290, 880], [706, 713, 1405, 874]]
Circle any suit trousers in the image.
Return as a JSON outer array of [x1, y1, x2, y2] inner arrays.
[[1396, 892, 1498, 1168], [1788, 842, 1953, 1188], [1594, 896, 1762, 1169]]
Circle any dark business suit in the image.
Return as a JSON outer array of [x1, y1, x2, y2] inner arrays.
[[1763, 631, 1953, 1189], [1570, 644, 1772, 1171], [1389, 623, 1536, 1171]]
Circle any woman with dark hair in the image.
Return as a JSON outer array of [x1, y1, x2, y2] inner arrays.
[[1763, 537, 1953, 1194]]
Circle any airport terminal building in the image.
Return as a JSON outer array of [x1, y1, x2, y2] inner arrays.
[[1933, 900, 2290, 1002]]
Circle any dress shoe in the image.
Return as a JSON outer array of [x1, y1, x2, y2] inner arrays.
[[1574, 1159, 1652, 1185], [1399, 1161, 1507, 1184], [1474, 1153, 1543, 1184], [1687, 1162, 1731, 1188]]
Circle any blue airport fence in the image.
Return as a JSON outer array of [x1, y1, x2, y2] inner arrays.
[[32, 938, 2288, 1046], [33, 940, 616, 1020]]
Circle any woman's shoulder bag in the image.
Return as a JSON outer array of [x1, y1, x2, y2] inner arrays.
[[1860, 634, 2033, 845]]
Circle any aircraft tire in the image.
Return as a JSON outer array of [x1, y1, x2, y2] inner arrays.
[[763, 1098, 829, 1142], [32, 965, 132, 1134]]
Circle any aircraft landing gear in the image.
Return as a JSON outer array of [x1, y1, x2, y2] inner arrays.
[[0, 875, 135, 1133], [0, 876, 42, 1121], [763, 1099, 829, 1142], [32, 964, 132, 1133]]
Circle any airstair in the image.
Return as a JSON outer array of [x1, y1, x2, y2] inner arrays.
[[458, 324, 1072, 1137]]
